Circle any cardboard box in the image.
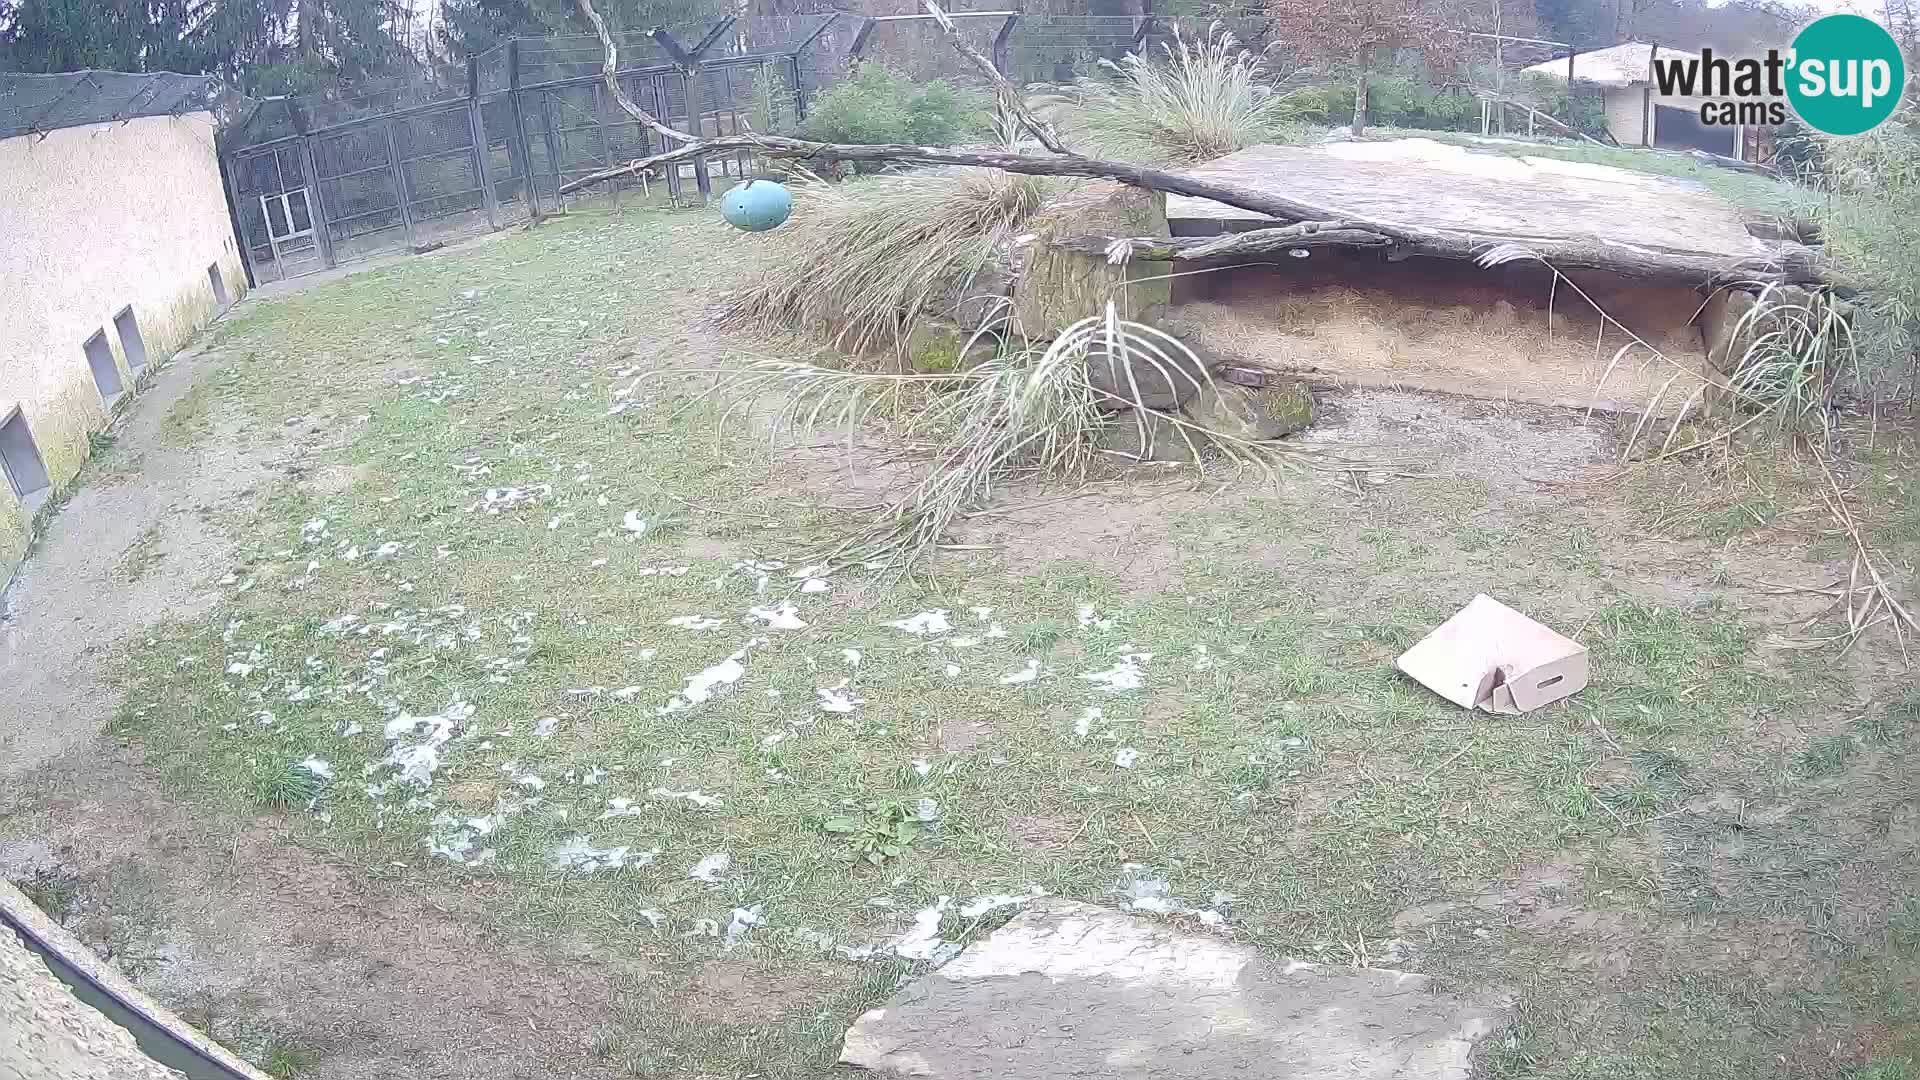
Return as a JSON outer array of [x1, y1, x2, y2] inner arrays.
[[1395, 594, 1589, 714]]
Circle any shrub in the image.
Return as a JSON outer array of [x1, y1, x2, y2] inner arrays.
[[715, 165, 1052, 357], [798, 61, 989, 147], [1060, 24, 1297, 165]]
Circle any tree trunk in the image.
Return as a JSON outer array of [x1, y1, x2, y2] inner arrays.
[[1351, 65, 1368, 136]]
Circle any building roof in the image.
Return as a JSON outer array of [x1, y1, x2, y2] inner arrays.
[[1521, 42, 1703, 89], [0, 70, 220, 141]]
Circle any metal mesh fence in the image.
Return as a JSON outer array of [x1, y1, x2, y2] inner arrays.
[[217, 11, 1595, 285], [2, 70, 220, 140]]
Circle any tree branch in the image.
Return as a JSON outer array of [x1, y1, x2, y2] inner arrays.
[[1060, 224, 1843, 290], [922, 0, 1070, 154], [574, 0, 693, 145]]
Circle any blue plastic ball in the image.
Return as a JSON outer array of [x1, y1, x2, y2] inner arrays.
[[720, 179, 792, 232]]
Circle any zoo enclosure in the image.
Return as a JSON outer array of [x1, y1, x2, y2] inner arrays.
[[216, 11, 1592, 285]]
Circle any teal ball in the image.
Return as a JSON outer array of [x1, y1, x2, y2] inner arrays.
[[720, 179, 792, 232]]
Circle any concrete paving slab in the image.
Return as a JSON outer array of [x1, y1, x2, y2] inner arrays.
[[839, 899, 1510, 1079]]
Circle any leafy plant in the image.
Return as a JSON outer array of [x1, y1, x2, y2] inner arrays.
[[1057, 23, 1298, 165], [798, 61, 989, 148], [823, 800, 925, 866], [747, 64, 796, 137]]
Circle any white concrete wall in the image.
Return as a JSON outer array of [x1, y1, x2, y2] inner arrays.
[[1604, 86, 1651, 146], [0, 111, 246, 580]]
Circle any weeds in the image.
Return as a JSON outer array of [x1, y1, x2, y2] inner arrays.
[[1053, 24, 1296, 165], [823, 800, 927, 866], [247, 759, 323, 809], [1795, 734, 1857, 778]]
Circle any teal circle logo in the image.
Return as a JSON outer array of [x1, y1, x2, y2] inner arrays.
[[1787, 14, 1906, 136]]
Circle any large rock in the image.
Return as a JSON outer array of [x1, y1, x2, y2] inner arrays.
[[1085, 340, 1212, 411], [839, 899, 1509, 1079], [1180, 379, 1314, 440], [1013, 183, 1172, 339], [931, 250, 1017, 333], [1095, 410, 1202, 462]]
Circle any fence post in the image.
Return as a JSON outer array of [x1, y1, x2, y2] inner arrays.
[[992, 13, 1019, 76], [468, 57, 500, 229], [592, 80, 619, 209], [848, 18, 877, 66], [383, 119, 418, 249], [537, 90, 567, 211], [507, 39, 542, 219], [287, 102, 337, 269], [686, 70, 711, 200]]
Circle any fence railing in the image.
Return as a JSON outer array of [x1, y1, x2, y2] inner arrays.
[[217, 13, 1597, 285]]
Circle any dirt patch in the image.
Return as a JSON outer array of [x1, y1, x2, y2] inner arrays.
[[1006, 815, 1075, 853], [687, 959, 839, 1025], [1, 343, 277, 778], [299, 462, 370, 496], [1, 751, 633, 1080]]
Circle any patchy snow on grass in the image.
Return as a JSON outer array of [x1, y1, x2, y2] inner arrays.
[[533, 716, 562, 736], [598, 798, 646, 818], [888, 897, 958, 963], [299, 756, 335, 781], [1113, 748, 1139, 769], [841, 648, 862, 667], [957, 885, 1049, 919], [1191, 643, 1217, 672], [549, 835, 657, 873], [1074, 706, 1104, 739], [1116, 864, 1228, 926], [800, 578, 830, 594], [889, 610, 952, 635], [747, 602, 807, 631], [1076, 604, 1115, 631], [369, 696, 474, 789], [723, 905, 765, 949], [817, 682, 862, 714], [688, 851, 731, 884], [650, 788, 723, 808], [659, 637, 764, 713], [666, 615, 723, 631], [622, 511, 649, 539], [1080, 652, 1151, 692], [998, 658, 1041, 685]]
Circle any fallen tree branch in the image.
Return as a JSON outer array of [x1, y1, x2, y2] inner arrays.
[[573, 0, 694, 145], [565, 0, 1838, 292], [1060, 225, 1838, 289], [923, 0, 1070, 154]]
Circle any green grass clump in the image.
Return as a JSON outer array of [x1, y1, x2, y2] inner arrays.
[[1054, 24, 1297, 165]]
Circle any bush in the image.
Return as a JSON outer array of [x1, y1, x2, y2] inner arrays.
[[799, 62, 989, 147], [1058, 24, 1299, 165]]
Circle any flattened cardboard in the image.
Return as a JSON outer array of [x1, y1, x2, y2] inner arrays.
[[1395, 594, 1589, 714]]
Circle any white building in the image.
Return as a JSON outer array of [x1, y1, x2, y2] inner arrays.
[[0, 71, 247, 582], [1524, 42, 1777, 162]]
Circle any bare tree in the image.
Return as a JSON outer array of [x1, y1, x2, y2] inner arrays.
[[1268, 0, 1468, 135]]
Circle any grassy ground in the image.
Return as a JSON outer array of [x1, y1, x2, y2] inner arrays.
[[92, 206, 1920, 1079]]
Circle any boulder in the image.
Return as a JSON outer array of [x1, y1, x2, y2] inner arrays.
[[932, 250, 1017, 333], [1086, 340, 1212, 411], [1179, 379, 1313, 440], [1013, 183, 1172, 339], [1095, 410, 1202, 463]]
